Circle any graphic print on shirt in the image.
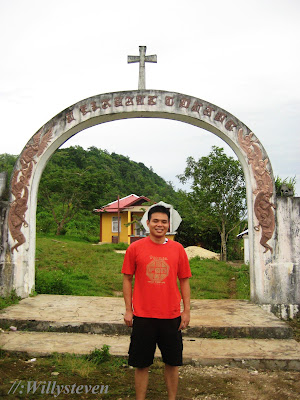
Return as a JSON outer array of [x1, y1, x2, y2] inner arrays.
[[146, 256, 170, 284]]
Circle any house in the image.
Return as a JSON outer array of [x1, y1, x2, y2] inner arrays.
[[93, 195, 179, 245], [93, 194, 152, 244]]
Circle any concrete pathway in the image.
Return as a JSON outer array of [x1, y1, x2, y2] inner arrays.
[[0, 331, 299, 371], [0, 295, 299, 370], [0, 295, 293, 338]]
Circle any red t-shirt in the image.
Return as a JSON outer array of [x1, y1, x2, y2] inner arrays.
[[122, 236, 192, 319]]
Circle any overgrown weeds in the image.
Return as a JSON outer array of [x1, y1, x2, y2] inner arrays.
[[85, 345, 111, 364], [51, 352, 98, 378], [0, 290, 21, 310]]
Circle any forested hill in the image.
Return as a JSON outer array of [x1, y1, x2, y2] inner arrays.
[[43, 145, 177, 205], [0, 146, 246, 258], [0, 146, 178, 238]]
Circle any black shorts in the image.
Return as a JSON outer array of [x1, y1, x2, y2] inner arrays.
[[128, 316, 183, 368]]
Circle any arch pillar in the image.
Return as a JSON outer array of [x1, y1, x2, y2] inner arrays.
[[1, 90, 298, 317]]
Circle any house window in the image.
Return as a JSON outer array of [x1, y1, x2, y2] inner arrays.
[[112, 216, 121, 233]]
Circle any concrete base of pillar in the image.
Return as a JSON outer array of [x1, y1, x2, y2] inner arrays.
[[260, 304, 300, 319]]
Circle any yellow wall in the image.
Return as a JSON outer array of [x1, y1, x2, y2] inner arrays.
[[166, 234, 175, 241], [101, 213, 130, 243]]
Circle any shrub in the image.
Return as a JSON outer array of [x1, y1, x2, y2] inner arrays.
[[0, 290, 21, 310], [86, 345, 111, 364], [35, 269, 73, 295]]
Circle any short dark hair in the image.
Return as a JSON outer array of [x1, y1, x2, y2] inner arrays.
[[147, 205, 170, 221]]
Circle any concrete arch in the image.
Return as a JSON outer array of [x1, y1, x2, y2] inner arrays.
[[5, 90, 277, 303]]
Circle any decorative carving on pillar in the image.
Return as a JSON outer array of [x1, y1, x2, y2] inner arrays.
[[8, 127, 53, 252], [238, 129, 275, 253], [253, 192, 276, 253]]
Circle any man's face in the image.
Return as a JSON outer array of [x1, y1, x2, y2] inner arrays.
[[147, 212, 169, 239]]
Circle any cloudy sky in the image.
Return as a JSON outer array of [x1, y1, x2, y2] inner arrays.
[[1, 0, 299, 194]]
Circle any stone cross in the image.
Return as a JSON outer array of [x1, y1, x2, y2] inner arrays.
[[128, 46, 157, 90]]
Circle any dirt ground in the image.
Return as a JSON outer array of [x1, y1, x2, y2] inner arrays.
[[1, 315, 299, 399], [184, 247, 220, 260], [0, 352, 299, 400], [178, 364, 300, 400]]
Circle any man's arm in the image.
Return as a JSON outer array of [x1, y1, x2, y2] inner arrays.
[[179, 277, 190, 330], [123, 273, 133, 327]]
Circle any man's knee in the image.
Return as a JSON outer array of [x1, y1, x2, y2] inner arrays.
[[136, 367, 149, 373]]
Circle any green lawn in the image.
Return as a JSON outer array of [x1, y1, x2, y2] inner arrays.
[[34, 235, 250, 300], [188, 257, 250, 299], [35, 236, 127, 297]]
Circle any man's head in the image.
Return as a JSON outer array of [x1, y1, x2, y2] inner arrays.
[[147, 205, 170, 222], [147, 205, 170, 243]]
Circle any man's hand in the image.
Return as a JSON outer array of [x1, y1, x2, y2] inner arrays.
[[179, 277, 191, 330], [123, 274, 133, 327], [124, 309, 133, 327], [179, 309, 190, 330]]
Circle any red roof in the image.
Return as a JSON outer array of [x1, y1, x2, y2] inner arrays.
[[93, 194, 151, 213]]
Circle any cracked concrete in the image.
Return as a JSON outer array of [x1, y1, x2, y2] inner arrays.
[[0, 295, 293, 338], [0, 295, 299, 370], [0, 332, 299, 371]]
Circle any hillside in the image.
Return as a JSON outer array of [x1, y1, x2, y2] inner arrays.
[[34, 236, 250, 300], [0, 147, 243, 257], [0, 147, 178, 239]]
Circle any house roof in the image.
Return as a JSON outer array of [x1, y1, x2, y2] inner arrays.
[[93, 194, 151, 213]]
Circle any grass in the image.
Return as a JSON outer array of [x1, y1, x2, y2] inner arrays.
[[235, 263, 250, 299], [48, 346, 114, 378], [34, 235, 250, 300], [35, 236, 128, 297], [0, 350, 133, 399], [85, 345, 111, 365], [0, 290, 21, 310], [188, 257, 250, 299], [1, 351, 300, 399]]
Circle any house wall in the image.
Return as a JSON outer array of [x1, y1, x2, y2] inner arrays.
[[101, 212, 176, 244], [167, 234, 175, 241], [243, 235, 250, 265], [101, 213, 129, 243]]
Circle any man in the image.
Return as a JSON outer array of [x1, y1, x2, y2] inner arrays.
[[122, 204, 191, 400]]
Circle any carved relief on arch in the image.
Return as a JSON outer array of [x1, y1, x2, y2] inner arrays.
[[8, 127, 53, 253], [238, 129, 275, 253]]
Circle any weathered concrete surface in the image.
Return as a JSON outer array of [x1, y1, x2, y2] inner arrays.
[[0, 295, 293, 339], [0, 198, 10, 298], [265, 196, 300, 318], [0, 331, 299, 371]]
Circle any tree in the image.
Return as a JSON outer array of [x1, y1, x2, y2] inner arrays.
[[34, 146, 178, 237], [38, 164, 90, 235], [178, 146, 247, 261], [0, 154, 18, 200]]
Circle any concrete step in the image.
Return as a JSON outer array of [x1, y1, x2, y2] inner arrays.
[[0, 331, 299, 371], [0, 295, 293, 339]]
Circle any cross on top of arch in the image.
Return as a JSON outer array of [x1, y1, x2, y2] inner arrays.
[[128, 46, 157, 90]]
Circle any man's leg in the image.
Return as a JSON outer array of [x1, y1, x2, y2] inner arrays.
[[164, 364, 179, 400], [135, 367, 149, 400]]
